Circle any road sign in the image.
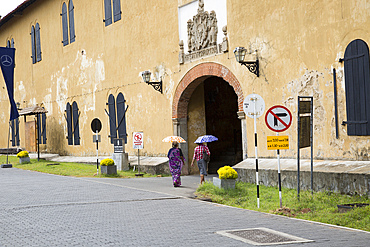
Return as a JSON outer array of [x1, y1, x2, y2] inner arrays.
[[265, 105, 292, 132], [243, 94, 265, 119], [114, 138, 124, 153], [267, 136, 289, 150], [91, 118, 102, 133], [133, 132, 143, 149]]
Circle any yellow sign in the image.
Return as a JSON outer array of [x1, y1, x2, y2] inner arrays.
[[267, 136, 289, 150]]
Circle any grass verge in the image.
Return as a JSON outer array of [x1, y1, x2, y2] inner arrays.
[[1, 155, 161, 178], [196, 181, 370, 232]]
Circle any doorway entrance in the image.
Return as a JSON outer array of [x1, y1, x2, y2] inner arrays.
[[203, 77, 242, 173], [172, 62, 245, 175]]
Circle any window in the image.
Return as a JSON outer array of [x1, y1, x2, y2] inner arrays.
[[65, 102, 80, 145], [37, 112, 47, 144], [11, 118, 20, 147], [104, 0, 121, 27], [31, 23, 42, 63], [61, 0, 75, 46], [343, 39, 370, 135], [6, 38, 14, 48], [107, 93, 127, 144]]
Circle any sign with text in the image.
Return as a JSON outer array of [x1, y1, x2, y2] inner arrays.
[[133, 132, 143, 149], [114, 138, 124, 153], [267, 136, 289, 150]]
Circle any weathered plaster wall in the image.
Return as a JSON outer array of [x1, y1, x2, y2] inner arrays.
[[0, 0, 369, 161], [187, 82, 206, 173]]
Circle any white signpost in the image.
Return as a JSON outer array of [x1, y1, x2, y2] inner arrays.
[[243, 93, 265, 208], [133, 132, 144, 176], [265, 105, 292, 208]]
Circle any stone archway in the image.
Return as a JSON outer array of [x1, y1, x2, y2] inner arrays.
[[172, 62, 247, 174]]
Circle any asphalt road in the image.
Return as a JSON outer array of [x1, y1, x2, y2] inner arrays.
[[1, 168, 369, 246]]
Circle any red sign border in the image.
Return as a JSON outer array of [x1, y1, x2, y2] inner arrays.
[[265, 105, 292, 132]]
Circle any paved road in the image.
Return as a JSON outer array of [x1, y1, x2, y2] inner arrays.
[[1, 168, 369, 246]]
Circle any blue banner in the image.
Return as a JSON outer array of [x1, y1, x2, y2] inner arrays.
[[0, 47, 19, 120]]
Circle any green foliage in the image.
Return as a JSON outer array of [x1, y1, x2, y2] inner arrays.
[[217, 166, 238, 179], [0, 155, 161, 178], [100, 158, 114, 166], [16, 151, 29, 158], [196, 181, 370, 232]]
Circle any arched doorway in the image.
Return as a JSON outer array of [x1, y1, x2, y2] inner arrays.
[[172, 62, 246, 174]]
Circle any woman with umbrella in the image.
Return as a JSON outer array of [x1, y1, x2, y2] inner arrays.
[[190, 135, 217, 184], [164, 136, 186, 187]]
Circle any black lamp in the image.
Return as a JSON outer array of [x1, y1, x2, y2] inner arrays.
[[234, 47, 259, 77], [141, 70, 162, 94]]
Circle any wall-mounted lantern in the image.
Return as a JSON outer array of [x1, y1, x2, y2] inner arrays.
[[141, 70, 162, 94], [233, 47, 259, 77]]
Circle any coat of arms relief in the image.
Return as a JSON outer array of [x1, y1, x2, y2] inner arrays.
[[179, 0, 228, 64]]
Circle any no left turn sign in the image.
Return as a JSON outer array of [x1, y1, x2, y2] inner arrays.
[[265, 105, 292, 132]]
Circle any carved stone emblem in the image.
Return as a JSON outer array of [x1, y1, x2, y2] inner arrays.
[[187, 0, 218, 52], [179, 0, 228, 64]]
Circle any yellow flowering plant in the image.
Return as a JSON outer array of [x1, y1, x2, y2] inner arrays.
[[217, 166, 238, 179], [16, 151, 29, 158], [100, 158, 115, 166]]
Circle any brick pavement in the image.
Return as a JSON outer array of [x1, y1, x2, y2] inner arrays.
[[1, 168, 369, 246]]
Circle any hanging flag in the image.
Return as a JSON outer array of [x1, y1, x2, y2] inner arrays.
[[0, 47, 19, 120]]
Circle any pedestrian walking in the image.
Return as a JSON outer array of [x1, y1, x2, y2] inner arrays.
[[167, 141, 185, 187], [191, 142, 210, 184]]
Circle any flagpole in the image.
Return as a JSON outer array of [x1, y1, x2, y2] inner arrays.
[[6, 120, 11, 165]]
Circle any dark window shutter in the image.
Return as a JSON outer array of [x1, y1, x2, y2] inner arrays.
[[69, 0, 75, 43], [104, 0, 112, 26], [72, 101, 80, 145], [344, 39, 370, 136], [11, 119, 15, 147], [66, 103, 73, 145], [37, 114, 42, 145], [31, 26, 36, 64], [108, 94, 117, 144], [113, 0, 121, 22], [62, 3, 69, 46], [15, 118, 20, 146], [116, 93, 127, 144], [41, 113, 46, 144], [35, 23, 42, 62]]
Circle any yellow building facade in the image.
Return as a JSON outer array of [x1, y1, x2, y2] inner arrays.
[[1, 0, 369, 174]]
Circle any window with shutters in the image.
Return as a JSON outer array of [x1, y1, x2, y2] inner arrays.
[[104, 0, 121, 27], [106, 93, 128, 144], [61, 3, 68, 46], [11, 118, 20, 147], [65, 102, 80, 145], [37, 112, 47, 145], [31, 23, 42, 63], [343, 39, 370, 136], [61, 1, 75, 46], [69, 0, 76, 43]]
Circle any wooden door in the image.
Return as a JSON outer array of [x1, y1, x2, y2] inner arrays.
[[25, 121, 36, 152]]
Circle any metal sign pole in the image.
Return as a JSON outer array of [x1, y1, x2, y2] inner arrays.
[[310, 98, 314, 194], [138, 149, 140, 175], [253, 97, 260, 209], [96, 130, 99, 175], [297, 97, 301, 199], [276, 132, 282, 208]]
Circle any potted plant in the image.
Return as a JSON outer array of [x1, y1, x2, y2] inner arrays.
[[213, 166, 238, 189], [17, 151, 30, 164], [100, 158, 117, 175]]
